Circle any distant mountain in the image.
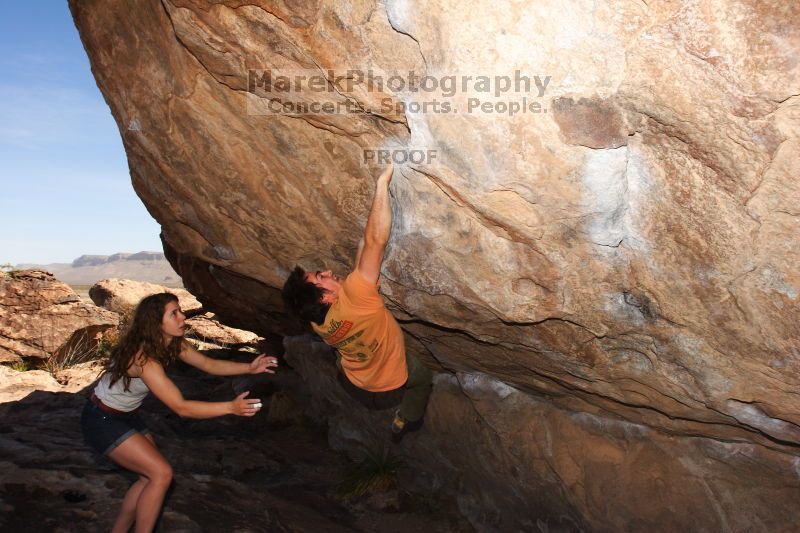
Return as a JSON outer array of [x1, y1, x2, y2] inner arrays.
[[17, 252, 182, 286]]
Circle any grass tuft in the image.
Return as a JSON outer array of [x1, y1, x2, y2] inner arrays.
[[338, 442, 404, 499], [10, 360, 31, 372], [45, 332, 98, 382]]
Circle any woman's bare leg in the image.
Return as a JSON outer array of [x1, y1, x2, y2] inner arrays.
[[108, 433, 173, 533], [110, 435, 159, 533], [111, 476, 148, 533]]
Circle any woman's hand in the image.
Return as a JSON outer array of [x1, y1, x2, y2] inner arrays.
[[231, 391, 262, 417], [249, 354, 279, 374]]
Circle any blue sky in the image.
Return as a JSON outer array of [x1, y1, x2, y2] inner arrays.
[[0, 2, 163, 265]]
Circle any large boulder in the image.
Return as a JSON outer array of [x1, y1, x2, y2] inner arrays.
[[70, 1, 800, 529], [89, 278, 202, 316], [185, 313, 261, 347], [285, 334, 800, 532], [0, 363, 103, 403], [0, 270, 118, 364], [89, 278, 262, 348]]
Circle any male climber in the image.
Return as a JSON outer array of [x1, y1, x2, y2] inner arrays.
[[282, 162, 432, 442]]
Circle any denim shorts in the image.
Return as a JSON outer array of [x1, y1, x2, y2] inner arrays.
[[81, 400, 150, 456]]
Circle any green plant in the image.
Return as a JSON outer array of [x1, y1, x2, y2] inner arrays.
[[0, 262, 13, 273], [96, 334, 115, 358], [97, 327, 119, 357], [10, 360, 31, 372], [338, 442, 405, 499]]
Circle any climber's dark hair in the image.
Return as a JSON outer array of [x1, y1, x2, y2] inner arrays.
[[282, 266, 330, 325]]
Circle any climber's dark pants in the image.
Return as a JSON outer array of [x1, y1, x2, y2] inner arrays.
[[336, 351, 433, 422]]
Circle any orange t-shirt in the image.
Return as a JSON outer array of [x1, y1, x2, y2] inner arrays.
[[312, 270, 408, 392]]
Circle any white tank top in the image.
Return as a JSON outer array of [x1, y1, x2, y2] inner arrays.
[[94, 371, 150, 412]]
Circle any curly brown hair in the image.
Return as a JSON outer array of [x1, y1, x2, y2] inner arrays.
[[105, 292, 183, 391]]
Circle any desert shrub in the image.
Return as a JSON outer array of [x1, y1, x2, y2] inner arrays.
[[338, 442, 404, 499], [97, 309, 133, 358], [9, 360, 31, 372], [97, 328, 119, 357], [33, 313, 106, 382], [45, 331, 98, 382]]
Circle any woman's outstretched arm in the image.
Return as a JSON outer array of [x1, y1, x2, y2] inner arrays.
[[139, 358, 261, 418], [178, 341, 278, 376]]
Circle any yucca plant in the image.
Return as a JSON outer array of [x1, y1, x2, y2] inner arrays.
[[45, 331, 98, 383], [338, 442, 405, 499]]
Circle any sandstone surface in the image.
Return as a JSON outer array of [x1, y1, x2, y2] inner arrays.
[[70, 1, 800, 529], [89, 278, 202, 316], [0, 270, 118, 364], [286, 334, 800, 532], [88, 277, 264, 349], [186, 312, 262, 346], [0, 362, 103, 403]]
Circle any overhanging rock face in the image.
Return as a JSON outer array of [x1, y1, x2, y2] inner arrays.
[[71, 0, 800, 528], [285, 334, 800, 532]]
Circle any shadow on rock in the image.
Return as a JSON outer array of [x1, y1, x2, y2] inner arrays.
[[0, 348, 472, 532]]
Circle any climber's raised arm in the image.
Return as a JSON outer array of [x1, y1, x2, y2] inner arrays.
[[357, 163, 394, 284]]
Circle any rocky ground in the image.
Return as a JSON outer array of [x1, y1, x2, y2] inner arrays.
[[0, 350, 473, 533]]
